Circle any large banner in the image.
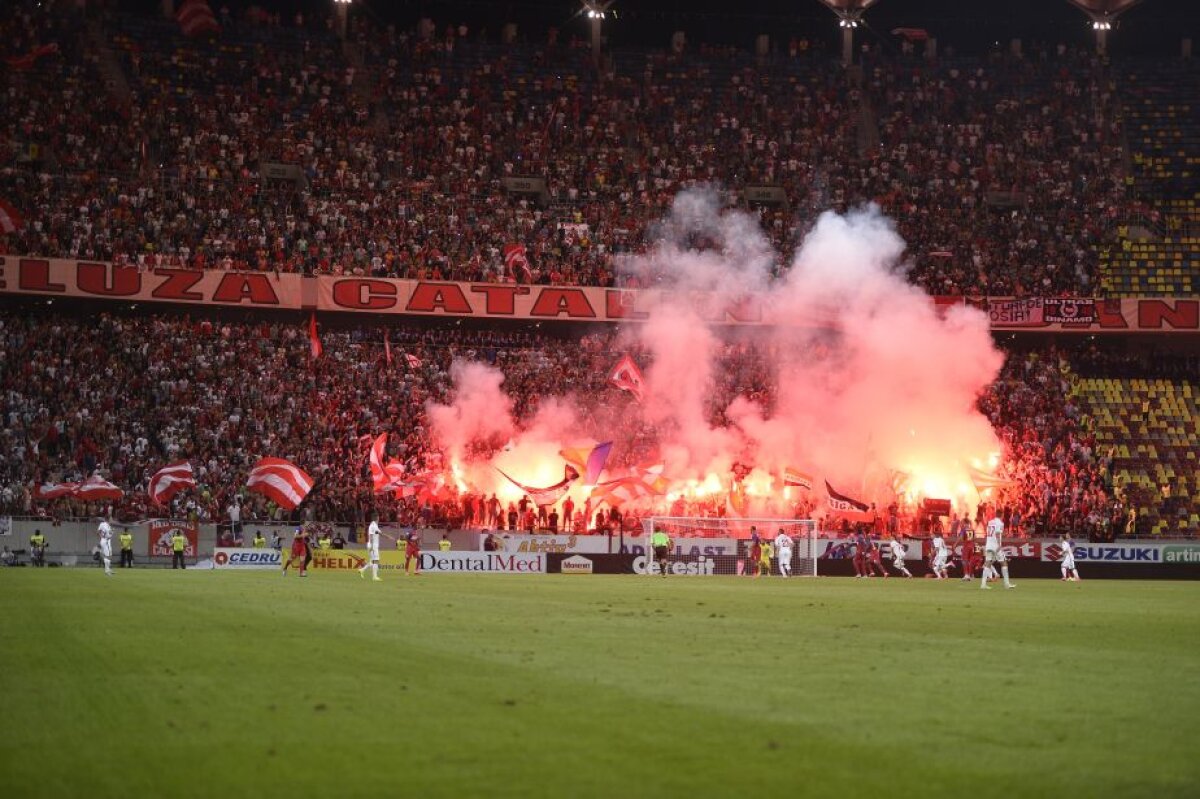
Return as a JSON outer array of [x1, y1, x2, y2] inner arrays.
[[418, 552, 546, 574], [493, 534, 611, 554], [212, 547, 283, 569], [1041, 541, 1200, 565], [3, 256, 1197, 332], [620, 537, 741, 557], [307, 549, 546, 574], [148, 520, 198, 557], [0, 257, 304, 310]]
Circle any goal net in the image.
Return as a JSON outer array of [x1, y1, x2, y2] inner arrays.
[[639, 517, 819, 577]]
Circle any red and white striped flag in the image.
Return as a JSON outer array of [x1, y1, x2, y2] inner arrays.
[[0, 199, 23, 234], [308, 312, 322, 360], [246, 457, 314, 511], [503, 244, 532, 283], [782, 467, 813, 490], [369, 434, 407, 493], [176, 0, 221, 37], [404, 352, 422, 369], [148, 462, 196, 506], [33, 481, 79, 500], [75, 474, 125, 501], [608, 354, 646, 403]]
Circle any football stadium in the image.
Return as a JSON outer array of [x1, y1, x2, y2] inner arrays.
[[1, 0, 1198, 796]]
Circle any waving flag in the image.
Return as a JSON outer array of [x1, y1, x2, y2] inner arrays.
[[590, 462, 669, 507], [609, 354, 646, 403], [4, 42, 59, 71], [148, 462, 196, 505], [826, 480, 872, 522], [0, 199, 24, 234], [504, 244, 532, 283], [384, 329, 393, 366], [497, 464, 580, 507], [247, 458, 313, 510], [75, 474, 124, 501], [559, 442, 613, 485], [33, 481, 79, 500], [782, 467, 813, 490], [308, 312, 322, 359], [404, 352, 422, 369], [368, 434, 408, 493], [177, 0, 221, 37], [967, 466, 1019, 494]]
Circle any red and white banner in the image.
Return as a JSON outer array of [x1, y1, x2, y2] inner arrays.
[[33, 482, 79, 500], [149, 519, 198, 557], [0, 258, 303, 310], [246, 458, 313, 510], [148, 462, 196, 505], [177, 0, 220, 37], [75, 474, 124, 501], [2, 257, 1198, 333]]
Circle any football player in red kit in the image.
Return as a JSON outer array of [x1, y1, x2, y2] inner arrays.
[[282, 528, 308, 576], [960, 534, 981, 581]]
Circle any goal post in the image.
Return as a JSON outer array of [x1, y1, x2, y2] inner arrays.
[[640, 517, 819, 576]]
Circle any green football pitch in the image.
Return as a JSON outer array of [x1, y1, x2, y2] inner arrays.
[[2, 570, 1198, 799]]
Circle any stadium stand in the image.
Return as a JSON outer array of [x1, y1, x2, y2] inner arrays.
[[0, 4, 1165, 298], [0, 5, 1196, 537]]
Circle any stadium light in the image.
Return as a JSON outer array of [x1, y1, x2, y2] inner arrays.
[[581, 2, 614, 60], [333, 0, 352, 39]]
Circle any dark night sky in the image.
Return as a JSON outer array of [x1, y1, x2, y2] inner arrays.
[[127, 1, 1198, 54]]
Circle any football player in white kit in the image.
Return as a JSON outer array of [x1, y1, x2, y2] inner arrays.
[[358, 515, 393, 582], [1059, 534, 1081, 582], [888, 535, 913, 578], [774, 528, 794, 578], [930, 532, 949, 579], [981, 511, 1015, 589], [97, 519, 114, 576]]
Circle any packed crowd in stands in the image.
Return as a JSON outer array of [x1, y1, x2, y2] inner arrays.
[[0, 3, 1179, 297], [2, 307, 1189, 536]]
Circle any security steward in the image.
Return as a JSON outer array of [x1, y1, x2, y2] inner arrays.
[[170, 529, 188, 569], [119, 528, 135, 568], [252, 531, 267, 549], [29, 529, 47, 567]]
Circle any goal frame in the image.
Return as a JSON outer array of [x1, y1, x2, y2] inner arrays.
[[641, 517, 819, 577]]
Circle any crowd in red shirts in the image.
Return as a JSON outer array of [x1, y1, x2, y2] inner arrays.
[[1, 5, 1151, 298]]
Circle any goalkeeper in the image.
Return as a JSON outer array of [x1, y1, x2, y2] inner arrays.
[[650, 527, 672, 576]]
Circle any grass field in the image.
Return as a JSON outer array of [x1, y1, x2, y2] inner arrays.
[[2, 570, 1198, 799]]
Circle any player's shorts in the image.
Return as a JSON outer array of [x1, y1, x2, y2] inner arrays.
[[653, 546, 669, 560], [1061, 554, 1076, 570], [368, 547, 380, 561], [892, 557, 906, 569], [100, 541, 112, 557], [778, 549, 792, 563], [984, 547, 1007, 564], [932, 554, 947, 570]]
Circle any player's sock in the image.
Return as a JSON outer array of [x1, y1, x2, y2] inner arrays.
[[1001, 565, 1012, 588], [371, 563, 379, 580], [103, 557, 112, 574]]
